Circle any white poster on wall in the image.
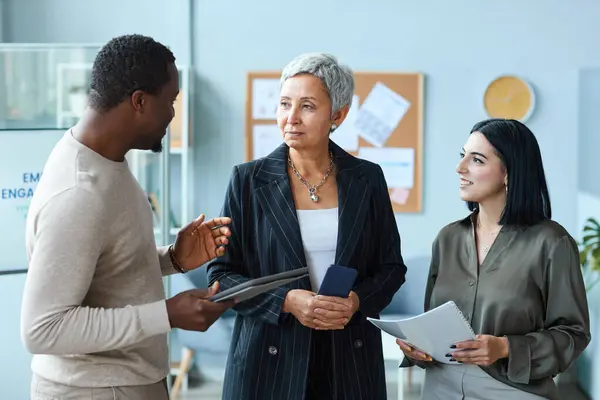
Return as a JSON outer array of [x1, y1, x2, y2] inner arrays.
[[358, 147, 415, 189], [253, 124, 282, 159], [0, 130, 65, 274], [330, 95, 360, 152], [252, 78, 280, 120]]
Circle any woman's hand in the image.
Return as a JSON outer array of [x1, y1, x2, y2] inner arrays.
[[396, 339, 433, 362], [449, 334, 509, 366], [312, 291, 360, 330], [283, 290, 355, 330]]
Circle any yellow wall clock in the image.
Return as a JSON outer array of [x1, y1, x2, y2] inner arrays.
[[483, 75, 535, 122]]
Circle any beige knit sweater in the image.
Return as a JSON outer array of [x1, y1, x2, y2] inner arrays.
[[21, 131, 177, 387]]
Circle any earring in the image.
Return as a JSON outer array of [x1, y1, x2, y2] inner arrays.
[[331, 123, 338, 132], [505, 185, 508, 194]]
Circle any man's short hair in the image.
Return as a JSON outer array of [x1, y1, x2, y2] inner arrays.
[[88, 34, 176, 111]]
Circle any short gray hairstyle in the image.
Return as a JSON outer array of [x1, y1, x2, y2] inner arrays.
[[280, 53, 354, 116]]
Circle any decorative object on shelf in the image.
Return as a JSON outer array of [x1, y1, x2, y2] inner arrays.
[[169, 93, 184, 150], [56, 62, 94, 127], [483, 75, 535, 122], [68, 85, 88, 118], [147, 192, 180, 229], [579, 217, 600, 292]]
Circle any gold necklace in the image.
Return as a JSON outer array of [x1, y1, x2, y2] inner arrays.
[[288, 151, 334, 203], [477, 222, 501, 253]]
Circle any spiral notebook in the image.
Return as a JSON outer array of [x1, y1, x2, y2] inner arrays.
[[367, 301, 475, 364]]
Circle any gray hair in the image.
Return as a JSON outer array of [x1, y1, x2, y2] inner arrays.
[[280, 53, 354, 116]]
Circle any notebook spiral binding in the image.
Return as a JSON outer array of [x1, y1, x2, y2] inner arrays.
[[448, 301, 477, 336]]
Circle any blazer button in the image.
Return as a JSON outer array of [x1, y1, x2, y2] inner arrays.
[[268, 346, 278, 355], [354, 339, 363, 349], [469, 280, 475, 286]]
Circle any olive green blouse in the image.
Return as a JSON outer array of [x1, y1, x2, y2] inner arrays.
[[402, 214, 591, 400]]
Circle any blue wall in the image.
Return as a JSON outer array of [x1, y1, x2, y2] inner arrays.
[[2, 0, 600, 398], [576, 68, 600, 399]]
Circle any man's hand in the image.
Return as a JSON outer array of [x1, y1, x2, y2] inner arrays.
[[166, 282, 234, 331], [283, 290, 356, 330], [172, 214, 232, 271]]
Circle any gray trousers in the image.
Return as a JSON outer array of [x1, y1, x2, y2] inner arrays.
[[31, 374, 169, 400], [421, 364, 546, 400]]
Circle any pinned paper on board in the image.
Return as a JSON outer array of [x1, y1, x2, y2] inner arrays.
[[390, 188, 411, 205], [358, 147, 415, 189], [330, 95, 360, 152], [355, 82, 411, 147], [252, 124, 282, 159], [252, 78, 280, 120]]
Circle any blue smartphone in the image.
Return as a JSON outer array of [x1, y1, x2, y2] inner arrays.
[[317, 265, 358, 298]]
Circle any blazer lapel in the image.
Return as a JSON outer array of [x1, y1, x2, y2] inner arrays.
[[254, 143, 308, 274], [330, 141, 371, 268]]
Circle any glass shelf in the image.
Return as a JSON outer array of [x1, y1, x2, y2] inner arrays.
[[0, 44, 101, 131]]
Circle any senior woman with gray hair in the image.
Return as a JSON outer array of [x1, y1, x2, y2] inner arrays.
[[208, 52, 407, 400]]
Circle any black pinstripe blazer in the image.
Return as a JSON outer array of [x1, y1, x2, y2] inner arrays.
[[207, 140, 407, 400]]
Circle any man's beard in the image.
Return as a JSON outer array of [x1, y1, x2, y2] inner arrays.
[[151, 140, 163, 153]]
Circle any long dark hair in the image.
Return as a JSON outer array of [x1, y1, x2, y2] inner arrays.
[[467, 118, 551, 226]]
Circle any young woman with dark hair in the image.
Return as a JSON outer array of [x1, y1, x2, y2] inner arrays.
[[397, 119, 590, 400]]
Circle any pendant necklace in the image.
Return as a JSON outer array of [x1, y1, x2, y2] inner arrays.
[[477, 222, 501, 253], [288, 151, 334, 203]]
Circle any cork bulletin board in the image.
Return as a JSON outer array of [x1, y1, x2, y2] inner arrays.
[[245, 71, 424, 213]]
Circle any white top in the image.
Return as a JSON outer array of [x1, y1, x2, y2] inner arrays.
[[21, 131, 174, 387], [297, 208, 339, 292]]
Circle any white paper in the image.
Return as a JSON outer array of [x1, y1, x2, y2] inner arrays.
[[253, 124, 282, 159], [390, 188, 411, 205], [330, 95, 360, 152], [358, 147, 414, 189], [367, 301, 475, 364], [355, 82, 411, 147], [252, 78, 280, 120]]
